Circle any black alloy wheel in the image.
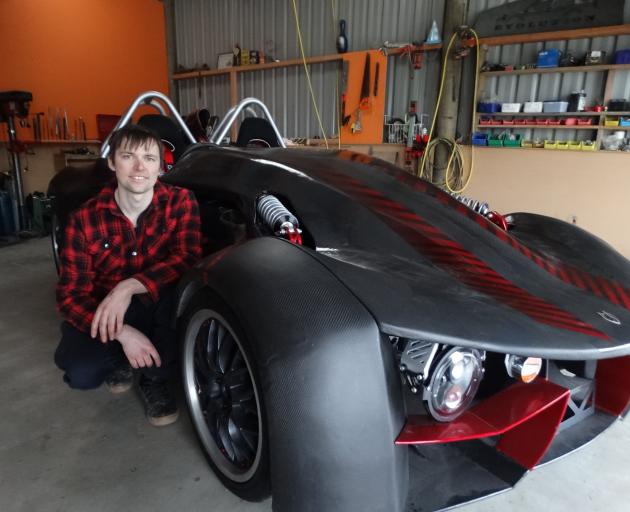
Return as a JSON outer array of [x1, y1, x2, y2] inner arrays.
[[182, 292, 270, 500]]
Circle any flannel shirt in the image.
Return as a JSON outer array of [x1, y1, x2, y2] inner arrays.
[[57, 180, 202, 334]]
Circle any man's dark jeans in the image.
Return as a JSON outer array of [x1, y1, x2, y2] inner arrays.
[[54, 288, 177, 389]]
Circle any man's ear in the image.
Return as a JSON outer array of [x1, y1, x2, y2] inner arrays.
[[107, 156, 116, 172]]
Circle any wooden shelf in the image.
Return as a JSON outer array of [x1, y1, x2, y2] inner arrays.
[[481, 63, 630, 77], [477, 124, 597, 130], [601, 126, 630, 131], [477, 111, 604, 117], [173, 45, 443, 81], [478, 24, 630, 46]]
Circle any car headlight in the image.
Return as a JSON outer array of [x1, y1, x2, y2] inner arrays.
[[425, 347, 484, 422]]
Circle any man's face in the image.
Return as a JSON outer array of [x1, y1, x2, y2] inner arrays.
[[108, 139, 161, 196]]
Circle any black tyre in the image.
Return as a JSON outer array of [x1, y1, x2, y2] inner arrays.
[[180, 289, 270, 501]]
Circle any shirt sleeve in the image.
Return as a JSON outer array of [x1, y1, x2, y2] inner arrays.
[[133, 189, 202, 301], [56, 212, 99, 334]]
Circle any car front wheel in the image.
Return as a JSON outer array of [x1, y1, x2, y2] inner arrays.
[[181, 290, 270, 501]]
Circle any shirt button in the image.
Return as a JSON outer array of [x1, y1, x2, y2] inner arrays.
[[131, 251, 138, 256], [103, 243, 109, 248]]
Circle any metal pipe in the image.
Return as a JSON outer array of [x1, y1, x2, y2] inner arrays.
[[7, 116, 26, 232], [100, 91, 196, 158], [210, 97, 286, 148]]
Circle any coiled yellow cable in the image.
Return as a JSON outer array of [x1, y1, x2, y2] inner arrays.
[[419, 28, 480, 193]]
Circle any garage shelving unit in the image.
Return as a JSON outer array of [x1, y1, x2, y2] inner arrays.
[[474, 24, 630, 151]]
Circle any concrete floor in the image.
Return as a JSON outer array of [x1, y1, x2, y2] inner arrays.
[[1, 238, 629, 512]]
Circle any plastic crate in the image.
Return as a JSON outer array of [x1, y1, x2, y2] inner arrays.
[[537, 49, 561, 68], [521, 140, 533, 148], [536, 118, 550, 125], [543, 101, 569, 113], [544, 140, 557, 149], [503, 134, 522, 147], [620, 118, 630, 127], [502, 119, 515, 125], [568, 141, 582, 150], [581, 141, 597, 151], [472, 132, 488, 146], [548, 119, 561, 125], [604, 117, 620, 127], [488, 135, 504, 147], [556, 141, 569, 150], [478, 117, 493, 125], [501, 103, 521, 113], [563, 117, 577, 126], [478, 102, 501, 113], [577, 118, 594, 126], [523, 101, 543, 113], [533, 140, 545, 148], [614, 49, 630, 64]]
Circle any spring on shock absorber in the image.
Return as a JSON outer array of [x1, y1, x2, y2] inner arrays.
[[450, 193, 490, 216], [256, 194, 302, 244]]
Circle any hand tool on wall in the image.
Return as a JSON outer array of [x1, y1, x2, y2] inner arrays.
[[341, 60, 351, 126], [352, 53, 371, 133]]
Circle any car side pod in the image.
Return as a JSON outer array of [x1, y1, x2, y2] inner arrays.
[[181, 237, 409, 512]]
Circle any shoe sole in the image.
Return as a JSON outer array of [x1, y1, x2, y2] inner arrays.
[[148, 409, 179, 427], [106, 382, 133, 394]]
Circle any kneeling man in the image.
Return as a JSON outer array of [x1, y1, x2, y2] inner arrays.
[[55, 124, 201, 426]]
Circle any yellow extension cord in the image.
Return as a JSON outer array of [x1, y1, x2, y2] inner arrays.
[[291, 0, 329, 148], [419, 28, 481, 193]]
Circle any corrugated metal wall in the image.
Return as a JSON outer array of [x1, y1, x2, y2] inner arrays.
[[172, 0, 445, 138], [459, 0, 630, 141]]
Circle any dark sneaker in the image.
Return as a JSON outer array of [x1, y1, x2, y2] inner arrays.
[[104, 363, 134, 394], [138, 375, 179, 426]]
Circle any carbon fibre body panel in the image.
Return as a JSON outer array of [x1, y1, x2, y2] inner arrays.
[[164, 145, 630, 360]]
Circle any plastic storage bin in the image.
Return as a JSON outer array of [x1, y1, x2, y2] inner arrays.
[[543, 140, 557, 149], [488, 135, 504, 147], [620, 118, 630, 127], [523, 102, 543, 113], [568, 141, 582, 150], [563, 117, 577, 126], [521, 140, 533, 148], [581, 141, 596, 151], [614, 49, 630, 64], [478, 102, 501, 113], [503, 134, 522, 147], [556, 141, 569, 150], [543, 101, 569, 113], [577, 118, 594, 125], [472, 133, 488, 146], [501, 103, 522, 113], [537, 49, 561, 68], [604, 117, 620, 127]]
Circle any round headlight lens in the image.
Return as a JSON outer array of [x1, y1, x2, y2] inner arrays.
[[426, 347, 484, 422]]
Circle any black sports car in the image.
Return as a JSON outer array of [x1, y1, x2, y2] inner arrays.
[[48, 92, 630, 512]]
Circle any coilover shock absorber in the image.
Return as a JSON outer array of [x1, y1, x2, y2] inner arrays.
[[256, 194, 303, 244], [450, 193, 508, 230]]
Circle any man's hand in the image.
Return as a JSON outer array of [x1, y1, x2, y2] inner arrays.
[[91, 278, 147, 342], [117, 324, 162, 369]]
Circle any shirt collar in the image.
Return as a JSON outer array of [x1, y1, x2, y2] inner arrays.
[[95, 180, 169, 216]]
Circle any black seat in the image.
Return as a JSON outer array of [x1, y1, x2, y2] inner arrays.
[[137, 114, 191, 164], [235, 117, 282, 148]]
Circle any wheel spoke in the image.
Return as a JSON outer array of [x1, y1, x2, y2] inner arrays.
[[217, 325, 237, 373]]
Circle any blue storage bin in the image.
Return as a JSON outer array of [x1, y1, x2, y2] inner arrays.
[[477, 102, 501, 113], [472, 132, 488, 146], [614, 49, 630, 64], [537, 49, 561, 68]]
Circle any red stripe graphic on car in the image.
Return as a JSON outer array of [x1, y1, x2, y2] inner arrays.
[[383, 166, 630, 315], [325, 171, 608, 340]]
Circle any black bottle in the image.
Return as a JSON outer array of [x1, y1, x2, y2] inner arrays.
[[337, 19, 348, 53]]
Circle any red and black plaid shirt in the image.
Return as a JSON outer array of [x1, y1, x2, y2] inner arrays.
[[57, 180, 202, 333]]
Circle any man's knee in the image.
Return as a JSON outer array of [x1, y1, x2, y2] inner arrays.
[[61, 366, 105, 390]]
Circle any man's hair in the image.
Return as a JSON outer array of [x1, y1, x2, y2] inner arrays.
[[107, 124, 164, 166]]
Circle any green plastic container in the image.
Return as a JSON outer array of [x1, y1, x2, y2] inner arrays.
[[488, 135, 503, 147], [503, 134, 522, 147]]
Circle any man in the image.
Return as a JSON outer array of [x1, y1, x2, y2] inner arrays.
[[54, 124, 201, 426]]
